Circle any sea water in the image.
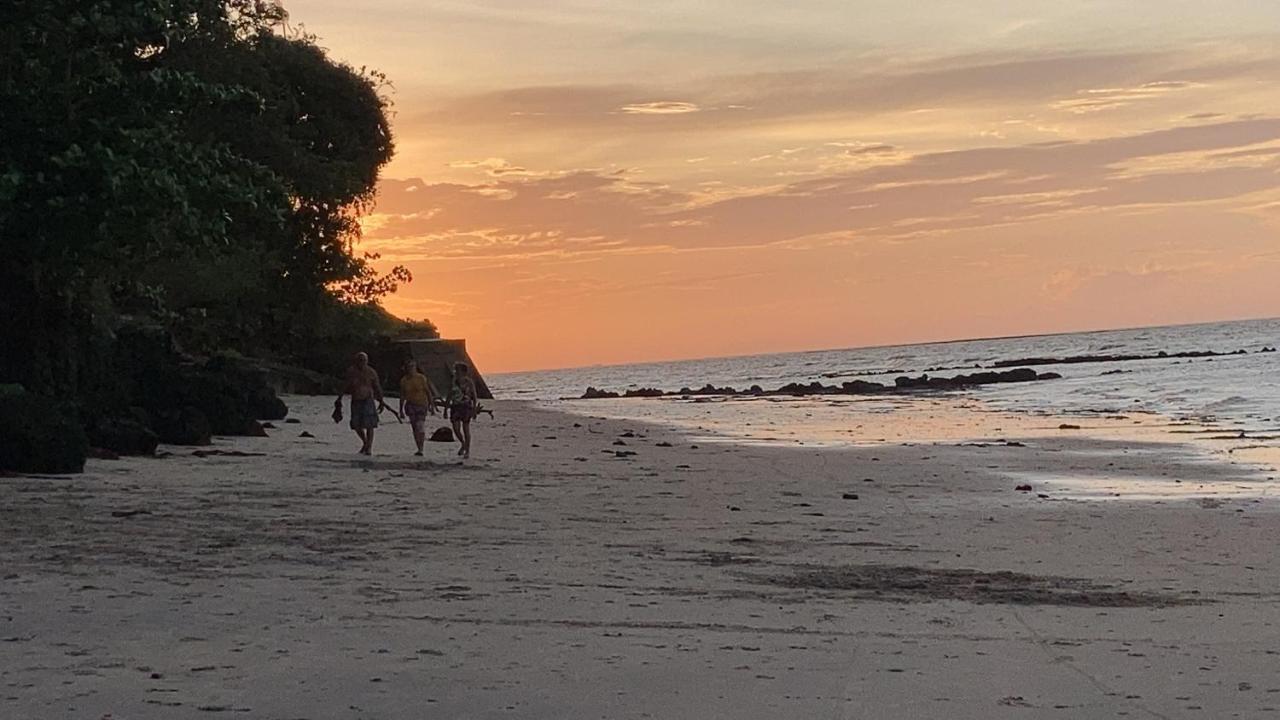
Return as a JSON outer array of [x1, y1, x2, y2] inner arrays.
[[492, 318, 1280, 482], [493, 317, 1279, 428]]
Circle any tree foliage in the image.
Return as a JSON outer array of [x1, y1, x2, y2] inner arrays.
[[0, 0, 415, 396]]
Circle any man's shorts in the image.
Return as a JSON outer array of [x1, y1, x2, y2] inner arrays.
[[350, 397, 379, 430]]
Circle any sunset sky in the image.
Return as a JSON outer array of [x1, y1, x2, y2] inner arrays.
[[289, 1, 1280, 373]]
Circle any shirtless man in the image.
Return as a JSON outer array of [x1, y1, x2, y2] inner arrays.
[[335, 352, 390, 455]]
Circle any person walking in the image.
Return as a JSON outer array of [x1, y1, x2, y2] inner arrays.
[[398, 358, 435, 456], [335, 351, 391, 455], [448, 362, 478, 459]]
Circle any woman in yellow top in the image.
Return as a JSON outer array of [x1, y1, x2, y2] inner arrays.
[[398, 359, 435, 456]]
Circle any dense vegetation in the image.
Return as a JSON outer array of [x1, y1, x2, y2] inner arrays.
[[0, 1, 431, 470]]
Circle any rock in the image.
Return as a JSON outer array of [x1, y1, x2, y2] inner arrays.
[[152, 406, 213, 446], [612, 440, 627, 446], [991, 348, 1248, 368], [894, 368, 1041, 390], [244, 420, 269, 437], [89, 416, 159, 456], [894, 373, 930, 389], [842, 492, 859, 500], [1015, 484, 1033, 492], [581, 365, 1054, 401], [139, 356, 288, 438], [261, 422, 276, 429], [299, 431, 315, 438], [429, 427, 455, 443], [285, 418, 301, 424], [1058, 423, 1081, 430], [0, 391, 88, 474], [247, 384, 288, 421]]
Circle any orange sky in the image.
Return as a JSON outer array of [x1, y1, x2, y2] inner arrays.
[[290, 1, 1280, 373]]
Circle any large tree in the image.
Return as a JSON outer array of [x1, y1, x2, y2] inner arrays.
[[0, 0, 410, 396]]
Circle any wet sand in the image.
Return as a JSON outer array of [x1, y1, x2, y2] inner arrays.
[[3, 397, 1280, 719]]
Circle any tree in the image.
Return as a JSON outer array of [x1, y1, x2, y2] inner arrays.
[[0, 0, 414, 396]]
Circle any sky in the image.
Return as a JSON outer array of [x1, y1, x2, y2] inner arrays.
[[288, 0, 1280, 373]]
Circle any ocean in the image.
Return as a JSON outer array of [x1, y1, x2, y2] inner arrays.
[[490, 318, 1279, 464]]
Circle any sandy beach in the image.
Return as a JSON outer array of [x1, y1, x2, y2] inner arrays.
[[4, 395, 1280, 719]]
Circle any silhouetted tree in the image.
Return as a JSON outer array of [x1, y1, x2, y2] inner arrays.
[[0, 0, 413, 396]]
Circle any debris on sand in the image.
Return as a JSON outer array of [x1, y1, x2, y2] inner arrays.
[[744, 563, 1200, 607]]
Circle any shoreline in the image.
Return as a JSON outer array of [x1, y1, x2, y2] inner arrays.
[[4, 397, 1280, 718], [544, 392, 1280, 482]]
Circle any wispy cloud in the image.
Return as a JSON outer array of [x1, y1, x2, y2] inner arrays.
[[618, 101, 701, 114], [1052, 80, 1200, 114]]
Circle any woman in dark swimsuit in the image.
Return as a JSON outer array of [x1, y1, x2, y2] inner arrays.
[[448, 362, 478, 458]]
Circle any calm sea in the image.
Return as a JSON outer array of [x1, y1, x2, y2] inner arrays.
[[492, 318, 1280, 431]]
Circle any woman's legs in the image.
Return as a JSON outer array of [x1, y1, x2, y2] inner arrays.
[[452, 419, 464, 455], [461, 420, 472, 458]]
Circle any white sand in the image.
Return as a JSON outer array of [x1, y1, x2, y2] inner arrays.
[[3, 396, 1279, 719]]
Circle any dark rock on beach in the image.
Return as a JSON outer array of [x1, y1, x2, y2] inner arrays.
[[152, 406, 213, 446], [0, 388, 88, 474], [88, 416, 159, 457], [429, 427, 455, 443], [114, 325, 290, 441]]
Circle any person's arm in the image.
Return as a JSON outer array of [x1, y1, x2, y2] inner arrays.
[[427, 379, 437, 414], [373, 371, 390, 410]]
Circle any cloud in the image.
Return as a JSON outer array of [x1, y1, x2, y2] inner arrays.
[[835, 143, 897, 156], [400, 45, 1280, 137], [1052, 80, 1200, 114], [367, 118, 1280, 263], [618, 101, 701, 114], [448, 158, 535, 176]]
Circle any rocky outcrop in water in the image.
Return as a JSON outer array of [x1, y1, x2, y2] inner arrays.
[[579, 367, 1059, 400], [989, 348, 1252, 368]]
